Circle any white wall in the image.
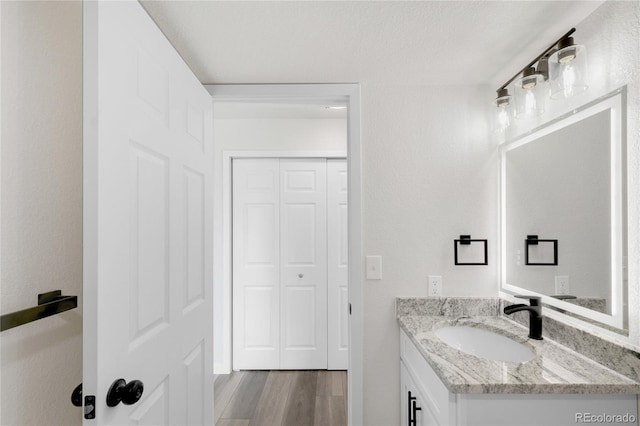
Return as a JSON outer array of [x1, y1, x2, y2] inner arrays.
[[0, 2, 82, 425], [214, 117, 347, 152], [212, 115, 347, 372], [361, 83, 497, 424]]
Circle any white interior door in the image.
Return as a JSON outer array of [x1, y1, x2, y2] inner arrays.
[[279, 159, 328, 369], [232, 159, 280, 369], [83, 1, 213, 424], [232, 158, 330, 370], [327, 159, 349, 370]]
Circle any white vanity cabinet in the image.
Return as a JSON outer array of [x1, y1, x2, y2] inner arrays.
[[399, 329, 639, 426]]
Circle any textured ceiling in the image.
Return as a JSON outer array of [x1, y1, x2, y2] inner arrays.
[[141, 1, 604, 88]]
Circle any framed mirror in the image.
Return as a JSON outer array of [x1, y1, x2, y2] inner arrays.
[[500, 87, 627, 332]]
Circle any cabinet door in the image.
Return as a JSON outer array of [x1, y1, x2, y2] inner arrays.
[[279, 159, 328, 369], [232, 159, 280, 369], [400, 363, 411, 426], [401, 362, 439, 426]]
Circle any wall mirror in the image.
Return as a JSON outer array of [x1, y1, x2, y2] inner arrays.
[[500, 87, 627, 333]]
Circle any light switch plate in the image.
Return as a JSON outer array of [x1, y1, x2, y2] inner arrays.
[[366, 255, 382, 280]]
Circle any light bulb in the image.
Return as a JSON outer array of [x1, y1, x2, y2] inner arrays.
[[497, 107, 510, 130], [562, 64, 576, 98], [525, 90, 537, 112]]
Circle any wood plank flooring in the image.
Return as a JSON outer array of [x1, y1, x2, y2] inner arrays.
[[215, 370, 347, 426]]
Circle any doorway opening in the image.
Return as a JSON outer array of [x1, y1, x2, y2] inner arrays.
[[207, 84, 362, 425]]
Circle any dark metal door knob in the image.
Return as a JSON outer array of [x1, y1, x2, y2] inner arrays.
[[106, 378, 144, 407], [71, 383, 83, 407]]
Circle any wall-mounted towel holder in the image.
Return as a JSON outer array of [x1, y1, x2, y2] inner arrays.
[[454, 235, 488, 265], [525, 235, 558, 265], [0, 290, 78, 332]]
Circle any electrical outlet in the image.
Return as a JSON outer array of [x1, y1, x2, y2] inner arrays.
[[428, 275, 442, 296], [555, 276, 570, 294]]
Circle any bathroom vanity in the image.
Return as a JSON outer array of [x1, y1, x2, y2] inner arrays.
[[397, 298, 640, 426]]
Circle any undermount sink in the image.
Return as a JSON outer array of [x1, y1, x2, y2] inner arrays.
[[435, 325, 535, 363]]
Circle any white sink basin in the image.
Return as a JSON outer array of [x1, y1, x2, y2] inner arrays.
[[435, 325, 535, 363]]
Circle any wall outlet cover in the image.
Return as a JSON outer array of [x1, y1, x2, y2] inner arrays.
[[428, 275, 442, 296], [555, 275, 570, 295]]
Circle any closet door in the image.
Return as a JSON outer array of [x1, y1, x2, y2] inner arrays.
[[327, 159, 349, 370], [232, 159, 280, 369], [279, 159, 328, 369]]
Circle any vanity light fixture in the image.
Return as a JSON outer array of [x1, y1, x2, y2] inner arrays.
[[494, 28, 588, 129], [454, 235, 488, 266]]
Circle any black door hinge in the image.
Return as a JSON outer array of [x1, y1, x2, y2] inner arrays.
[[349, 303, 352, 315]]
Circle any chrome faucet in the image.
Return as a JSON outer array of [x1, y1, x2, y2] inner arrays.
[[503, 296, 543, 340]]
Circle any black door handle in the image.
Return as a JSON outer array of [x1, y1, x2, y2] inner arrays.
[[106, 378, 144, 407], [71, 383, 83, 407]]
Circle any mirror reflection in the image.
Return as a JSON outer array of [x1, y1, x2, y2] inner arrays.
[[501, 89, 627, 332]]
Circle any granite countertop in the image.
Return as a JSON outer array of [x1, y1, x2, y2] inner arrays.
[[398, 313, 640, 394]]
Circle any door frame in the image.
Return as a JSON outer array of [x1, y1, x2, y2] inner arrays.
[[206, 83, 362, 426]]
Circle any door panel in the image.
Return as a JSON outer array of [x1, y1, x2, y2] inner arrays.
[[129, 379, 169, 425], [233, 159, 280, 369], [184, 168, 206, 310], [280, 159, 327, 369], [184, 342, 205, 425], [83, 1, 213, 424], [283, 204, 317, 264], [244, 286, 277, 347], [130, 146, 170, 341], [284, 286, 317, 347], [328, 159, 349, 369]]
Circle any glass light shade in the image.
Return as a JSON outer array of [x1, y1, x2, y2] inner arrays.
[[549, 44, 588, 100], [514, 72, 546, 119], [494, 91, 513, 132], [494, 104, 513, 132]]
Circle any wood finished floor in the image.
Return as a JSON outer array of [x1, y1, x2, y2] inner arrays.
[[215, 370, 347, 426]]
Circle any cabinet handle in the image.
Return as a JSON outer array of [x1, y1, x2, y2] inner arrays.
[[412, 398, 422, 425], [408, 391, 416, 426]]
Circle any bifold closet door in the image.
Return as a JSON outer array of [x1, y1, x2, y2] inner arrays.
[[233, 158, 336, 370], [279, 159, 328, 369], [232, 159, 280, 369], [327, 159, 349, 370]]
